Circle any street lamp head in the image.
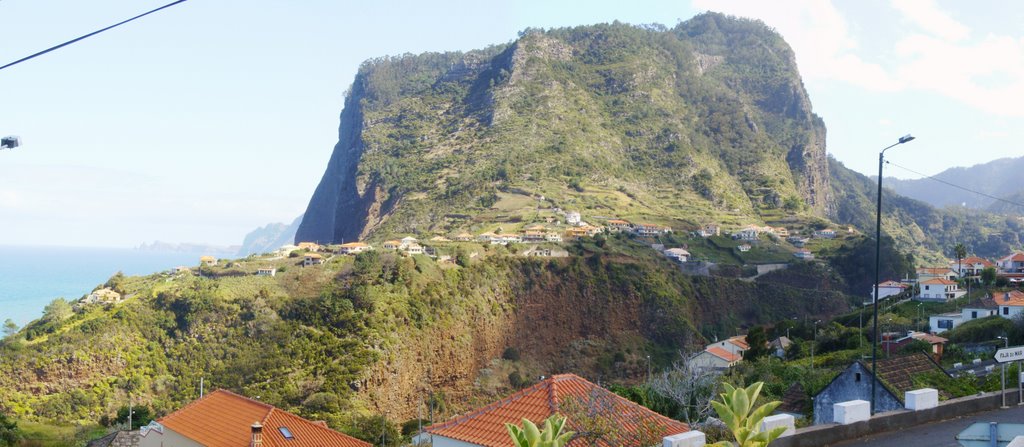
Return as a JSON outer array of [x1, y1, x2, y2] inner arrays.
[[898, 134, 915, 144]]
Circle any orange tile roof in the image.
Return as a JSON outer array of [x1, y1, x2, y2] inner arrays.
[[917, 267, 954, 275], [339, 242, 368, 248], [421, 374, 688, 447], [726, 335, 750, 350], [920, 278, 956, 285], [706, 346, 741, 363], [995, 290, 1024, 306], [878, 280, 908, 288], [960, 256, 994, 266], [156, 389, 370, 447]]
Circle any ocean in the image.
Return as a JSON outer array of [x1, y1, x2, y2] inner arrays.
[[0, 245, 211, 327]]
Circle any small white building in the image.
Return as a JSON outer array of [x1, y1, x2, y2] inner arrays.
[[256, 267, 276, 277], [689, 347, 741, 369], [698, 224, 720, 237], [82, 288, 122, 305], [338, 242, 372, 254], [566, 211, 581, 226], [870, 280, 909, 302], [303, 253, 324, 266], [794, 249, 814, 260], [813, 228, 836, 239], [734, 226, 760, 241], [737, 244, 752, 252], [664, 248, 690, 263]]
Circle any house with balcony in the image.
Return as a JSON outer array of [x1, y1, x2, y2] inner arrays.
[[916, 267, 958, 283], [952, 256, 994, 277], [996, 253, 1024, 274], [734, 225, 760, 241]]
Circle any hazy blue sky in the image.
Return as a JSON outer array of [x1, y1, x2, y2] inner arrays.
[[1, 0, 1020, 248]]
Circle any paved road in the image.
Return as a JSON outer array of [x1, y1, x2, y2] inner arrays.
[[832, 404, 1024, 446]]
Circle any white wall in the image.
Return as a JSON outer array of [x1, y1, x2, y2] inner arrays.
[[138, 426, 204, 447], [411, 434, 483, 447]]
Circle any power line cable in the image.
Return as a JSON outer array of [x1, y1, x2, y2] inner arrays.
[[886, 160, 1024, 209], [0, 0, 189, 72]]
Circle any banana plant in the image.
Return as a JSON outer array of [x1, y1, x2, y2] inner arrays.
[[505, 415, 575, 447], [708, 382, 786, 447]]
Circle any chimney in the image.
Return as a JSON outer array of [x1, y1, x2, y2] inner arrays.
[[1005, 292, 1011, 302], [251, 423, 263, 447]]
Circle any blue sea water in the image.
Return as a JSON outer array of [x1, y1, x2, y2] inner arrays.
[[0, 245, 209, 327]]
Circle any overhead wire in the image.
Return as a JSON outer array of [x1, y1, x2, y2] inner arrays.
[[886, 160, 1024, 209], [0, 0, 189, 72]]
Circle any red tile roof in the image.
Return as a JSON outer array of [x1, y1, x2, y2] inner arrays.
[[421, 374, 688, 447], [920, 278, 956, 285], [726, 335, 750, 350], [960, 256, 994, 267], [917, 267, 954, 275], [155, 390, 371, 447], [995, 290, 1024, 307], [878, 280, 908, 288], [706, 347, 741, 363]]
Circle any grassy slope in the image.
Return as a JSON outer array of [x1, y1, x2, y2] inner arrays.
[[0, 236, 855, 433]]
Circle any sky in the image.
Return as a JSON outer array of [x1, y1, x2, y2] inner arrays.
[[0, 0, 1020, 248]]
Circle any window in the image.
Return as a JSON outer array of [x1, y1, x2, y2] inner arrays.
[[1005, 307, 1010, 315], [937, 320, 953, 329], [855, 373, 861, 382], [972, 311, 978, 319], [279, 427, 294, 440]]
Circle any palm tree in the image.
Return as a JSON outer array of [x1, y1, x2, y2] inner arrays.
[[954, 243, 967, 279]]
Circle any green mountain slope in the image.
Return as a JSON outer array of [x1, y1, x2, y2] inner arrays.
[[886, 156, 1024, 209], [0, 237, 852, 429], [296, 15, 832, 244]]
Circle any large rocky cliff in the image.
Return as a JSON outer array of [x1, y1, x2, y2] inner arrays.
[[296, 14, 833, 244]]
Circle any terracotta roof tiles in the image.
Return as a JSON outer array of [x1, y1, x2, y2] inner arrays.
[[421, 374, 688, 447], [706, 347, 741, 363], [155, 389, 370, 447]]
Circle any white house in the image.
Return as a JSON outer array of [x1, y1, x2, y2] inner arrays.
[[338, 242, 372, 254], [870, 280, 909, 302], [706, 335, 749, 357], [738, 244, 752, 252], [952, 256, 994, 277], [996, 253, 1024, 274], [689, 347, 741, 369], [303, 253, 324, 266], [813, 228, 836, 239], [929, 296, 998, 333], [633, 223, 671, 236], [916, 278, 965, 302], [794, 249, 814, 260], [698, 224, 721, 237], [256, 267, 276, 277], [566, 211, 581, 226], [996, 290, 1024, 319], [734, 225, 760, 241], [82, 288, 122, 305], [664, 248, 690, 263]]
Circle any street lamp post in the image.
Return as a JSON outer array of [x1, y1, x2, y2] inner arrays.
[[872, 134, 915, 415], [811, 320, 820, 371]]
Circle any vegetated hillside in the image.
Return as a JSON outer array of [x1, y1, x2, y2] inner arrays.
[[828, 157, 1024, 262], [886, 156, 1024, 210], [0, 235, 852, 431], [297, 14, 833, 245], [987, 190, 1024, 216]]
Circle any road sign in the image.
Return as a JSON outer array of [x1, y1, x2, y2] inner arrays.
[[995, 346, 1024, 363]]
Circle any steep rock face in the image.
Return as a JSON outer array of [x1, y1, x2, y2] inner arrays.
[[298, 15, 834, 244]]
